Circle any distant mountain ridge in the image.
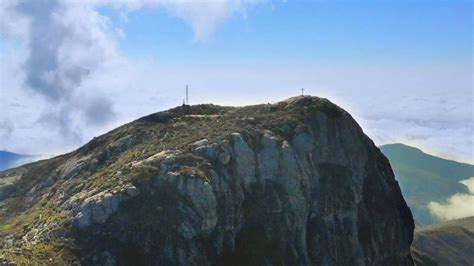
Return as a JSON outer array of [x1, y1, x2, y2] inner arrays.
[[412, 216, 474, 266], [380, 143, 474, 226], [0, 150, 37, 171]]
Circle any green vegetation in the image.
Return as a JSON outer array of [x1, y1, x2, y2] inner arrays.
[[0, 200, 76, 265], [0, 96, 348, 264], [307, 99, 343, 118], [412, 216, 474, 266]]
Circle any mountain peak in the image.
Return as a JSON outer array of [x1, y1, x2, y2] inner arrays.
[[0, 97, 413, 265], [380, 143, 421, 150]]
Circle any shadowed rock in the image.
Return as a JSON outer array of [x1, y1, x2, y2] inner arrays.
[[0, 96, 414, 265]]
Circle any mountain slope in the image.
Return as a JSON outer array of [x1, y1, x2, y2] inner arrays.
[[380, 143, 474, 225], [412, 216, 474, 266], [0, 151, 36, 171], [0, 96, 414, 265]]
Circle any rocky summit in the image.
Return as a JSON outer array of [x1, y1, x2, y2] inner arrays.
[[0, 96, 414, 265]]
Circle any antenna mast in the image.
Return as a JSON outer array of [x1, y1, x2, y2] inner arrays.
[[186, 84, 189, 105]]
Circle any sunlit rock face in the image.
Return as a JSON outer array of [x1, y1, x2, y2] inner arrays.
[[0, 96, 414, 265]]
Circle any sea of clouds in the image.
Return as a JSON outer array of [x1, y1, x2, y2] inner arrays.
[[428, 177, 474, 220], [0, 0, 472, 167]]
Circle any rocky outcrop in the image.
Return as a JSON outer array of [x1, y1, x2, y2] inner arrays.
[[71, 184, 140, 229], [0, 96, 414, 265], [0, 173, 21, 201]]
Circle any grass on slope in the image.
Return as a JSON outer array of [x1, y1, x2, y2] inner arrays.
[[0, 96, 347, 264], [412, 216, 474, 266]]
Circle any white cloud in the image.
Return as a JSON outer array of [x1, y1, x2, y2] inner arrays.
[[0, 0, 472, 166], [428, 177, 474, 221], [0, 0, 261, 155], [81, 0, 263, 42], [0, 0, 122, 148], [161, 0, 261, 42]]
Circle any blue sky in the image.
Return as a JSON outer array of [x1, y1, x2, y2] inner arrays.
[[105, 1, 471, 65], [0, 0, 472, 163]]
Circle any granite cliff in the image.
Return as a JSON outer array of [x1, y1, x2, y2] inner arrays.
[[0, 96, 414, 265]]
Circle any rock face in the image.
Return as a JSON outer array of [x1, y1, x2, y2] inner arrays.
[[0, 96, 414, 265]]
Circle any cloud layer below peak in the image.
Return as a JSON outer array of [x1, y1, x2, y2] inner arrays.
[[0, 0, 472, 166], [0, 0, 262, 154], [428, 177, 474, 221]]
